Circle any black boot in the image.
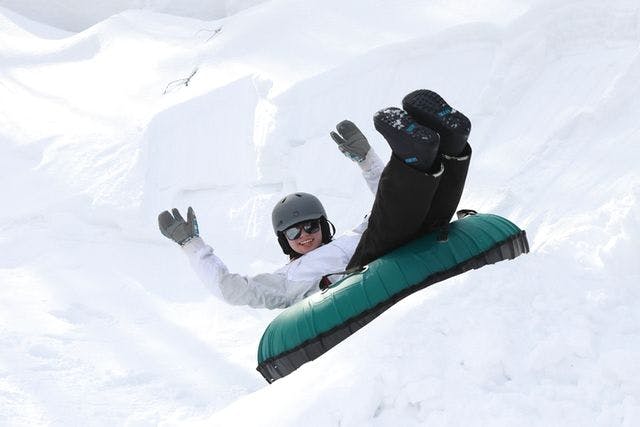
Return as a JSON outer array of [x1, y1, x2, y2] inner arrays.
[[402, 90, 471, 157], [373, 107, 440, 173]]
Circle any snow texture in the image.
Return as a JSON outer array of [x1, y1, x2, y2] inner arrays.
[[1, 0, 639, 425]]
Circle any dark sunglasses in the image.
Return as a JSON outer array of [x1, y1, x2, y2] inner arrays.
[[284, 220, 321, 241]]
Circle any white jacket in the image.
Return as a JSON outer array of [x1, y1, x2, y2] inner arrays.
[[182, 150, 386, 309]]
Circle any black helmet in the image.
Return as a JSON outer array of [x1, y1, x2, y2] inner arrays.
[[272, 192, 335, 258]]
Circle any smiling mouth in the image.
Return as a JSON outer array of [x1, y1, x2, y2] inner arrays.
[[299, 238, 314, 245]]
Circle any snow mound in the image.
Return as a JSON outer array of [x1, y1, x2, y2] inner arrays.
[[0, 0, 268, 32], [1, 0, 639, 425]]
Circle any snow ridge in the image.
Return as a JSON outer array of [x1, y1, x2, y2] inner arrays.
[[1, 0, 639, 425]]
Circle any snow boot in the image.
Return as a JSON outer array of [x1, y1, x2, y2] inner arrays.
[[373, 107, 440, 173], [402, 89, 470, 156]]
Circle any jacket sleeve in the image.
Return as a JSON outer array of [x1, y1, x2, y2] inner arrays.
[[358, 148, 386, 194], [181, 237, 316, 309]]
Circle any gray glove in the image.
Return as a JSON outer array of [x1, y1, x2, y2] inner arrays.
[[330, 120, 371, 163], [158, 207, 199, 246]]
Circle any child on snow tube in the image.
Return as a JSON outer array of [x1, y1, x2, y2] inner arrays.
[[158, 90, 472, 309]]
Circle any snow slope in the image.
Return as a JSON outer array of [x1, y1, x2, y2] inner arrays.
[[0, 0, 268, 32], [1, 0, 639, 425]]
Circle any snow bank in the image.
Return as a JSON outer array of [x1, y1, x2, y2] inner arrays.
[[1, 0, 639, 425], [0, 0, 268, 32]]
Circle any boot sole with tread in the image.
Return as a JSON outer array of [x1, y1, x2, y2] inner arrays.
[[373, 107, 440, 172], [402, 90, 470, 156]]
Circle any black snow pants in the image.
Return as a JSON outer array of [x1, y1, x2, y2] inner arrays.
[[346, 143, 472, 270]]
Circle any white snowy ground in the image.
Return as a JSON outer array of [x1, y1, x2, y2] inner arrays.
[[1, 0, 639, 425]]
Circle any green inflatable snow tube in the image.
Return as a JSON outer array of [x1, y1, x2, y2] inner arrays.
[[256, 213, 529, 382]]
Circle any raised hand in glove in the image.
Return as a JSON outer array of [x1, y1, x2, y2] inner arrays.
[[330, 120, 371, 163], [158, 207, 199, 246]]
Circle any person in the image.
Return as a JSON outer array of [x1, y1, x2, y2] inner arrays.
[[158, 89, 472, 309]]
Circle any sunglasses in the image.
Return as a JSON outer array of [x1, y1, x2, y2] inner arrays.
[[284, 220, 321, 241]]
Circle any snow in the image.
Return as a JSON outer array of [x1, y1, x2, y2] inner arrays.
[[1, 0, 639, 425], [0, 0, 268, 32]]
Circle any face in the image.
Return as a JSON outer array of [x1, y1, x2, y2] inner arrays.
[[285, 220, 323, 255]]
